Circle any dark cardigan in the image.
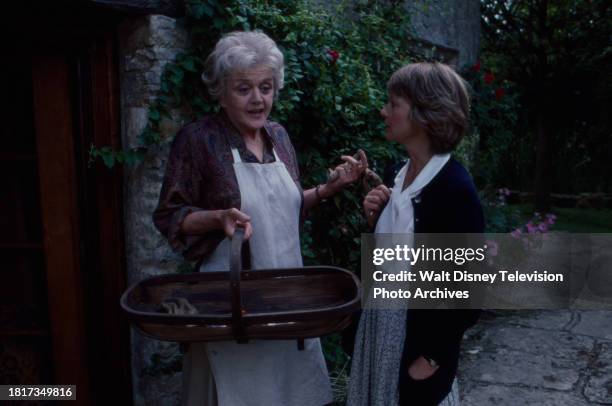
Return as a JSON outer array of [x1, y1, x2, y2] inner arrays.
[[385, 157, 485, 405]]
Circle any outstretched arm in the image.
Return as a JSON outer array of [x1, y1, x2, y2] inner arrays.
[[303, 152, 367, 211]]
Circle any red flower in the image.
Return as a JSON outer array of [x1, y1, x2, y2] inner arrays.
[[495, 87, 505, 100], [484, 72, 495, 84], [471, 61, 481, 72], [327, 49, 340, 63]]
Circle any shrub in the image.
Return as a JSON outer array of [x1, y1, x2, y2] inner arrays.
[[461, 61, 520, 189]]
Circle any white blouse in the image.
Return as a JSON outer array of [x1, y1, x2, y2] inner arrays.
[[375, 154, 451, 234]]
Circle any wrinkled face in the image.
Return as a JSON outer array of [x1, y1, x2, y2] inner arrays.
[[380, 93, 416, 143], [220, 65, 275, 136]]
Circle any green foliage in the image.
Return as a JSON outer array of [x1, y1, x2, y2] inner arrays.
[[322, 333, 349, 370], [322, 333, 351, 404], [461, 62, 519, 188], [479, 0, 612, 194], [480, 188, 522, 233], [537, 207, 612, 233], [88, 144, 145, 168]]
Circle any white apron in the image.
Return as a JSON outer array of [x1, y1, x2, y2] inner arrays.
[[182, 146, 332, 406]]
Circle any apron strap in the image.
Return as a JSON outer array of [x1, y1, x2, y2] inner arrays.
[[231, 147, 242, 163], [272, 147, 281, 162]]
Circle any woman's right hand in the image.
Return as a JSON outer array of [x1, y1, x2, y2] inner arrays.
[[219, 208, 253, 240], [363, 185, 391, 227]]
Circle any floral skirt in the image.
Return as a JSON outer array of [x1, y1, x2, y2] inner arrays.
[[346, 308, 460, 406]]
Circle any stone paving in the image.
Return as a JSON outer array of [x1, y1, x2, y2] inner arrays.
[[458, 310, 612, 405]]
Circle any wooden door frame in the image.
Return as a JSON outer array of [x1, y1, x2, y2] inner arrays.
[[75, 32, 133, 404], [32, 53, 92, 404], [28, 7, 131, 404]]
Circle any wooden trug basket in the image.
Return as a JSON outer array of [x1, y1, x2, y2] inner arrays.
[[121, 228, 361, 343]]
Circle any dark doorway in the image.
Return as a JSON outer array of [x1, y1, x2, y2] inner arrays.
[[3, 3, 132, 404]]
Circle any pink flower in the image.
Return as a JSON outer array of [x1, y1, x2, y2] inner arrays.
[[511, 229, 522, 239], [485, 240, 498, 256], [484, 72, 495, 84], [498, 187, 511, 196], [472, 61, 481, 72], [526, 222, 536, 234], [537, 222, 549, 233]]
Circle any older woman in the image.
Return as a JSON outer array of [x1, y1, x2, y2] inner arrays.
[[347, 62, 484, 406], [153, 31, 364, 406]]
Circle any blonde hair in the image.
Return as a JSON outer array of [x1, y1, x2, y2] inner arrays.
[[387, 62, 470, 153], [202, 31, 285, 99]]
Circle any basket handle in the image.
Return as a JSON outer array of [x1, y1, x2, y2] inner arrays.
[[230, 226, 248, 343]]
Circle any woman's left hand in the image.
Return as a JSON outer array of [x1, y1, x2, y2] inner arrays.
[[408, 356, 439, 380]]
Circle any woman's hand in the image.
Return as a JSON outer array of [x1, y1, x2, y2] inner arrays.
[[324, 151, 368, 195], [363, 184, 391, 227], [408, 356, 439, 380], [304, 150, 369, 211], [219, 208, 253, 240]]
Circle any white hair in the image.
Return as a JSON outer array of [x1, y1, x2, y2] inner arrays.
[[202, 31, 285, 99]]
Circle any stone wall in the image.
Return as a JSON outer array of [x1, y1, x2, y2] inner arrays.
[[118, 15, 190, 406], [405, 0, 481, 68]]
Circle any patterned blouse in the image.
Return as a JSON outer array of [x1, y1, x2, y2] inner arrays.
[[153, 112, 303, 261]]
